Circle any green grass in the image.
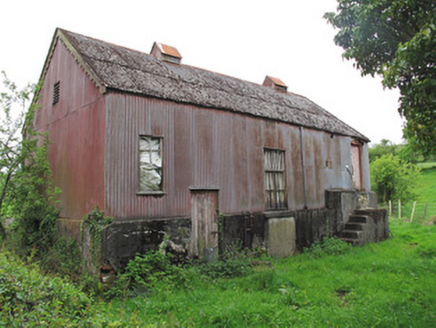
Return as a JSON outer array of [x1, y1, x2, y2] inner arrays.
[[396, 167, 436, 222], [101, 220, 436, 327], [416, 162, 436, 170], [415, 167, 436, 203], [2, 220, 436, 327]]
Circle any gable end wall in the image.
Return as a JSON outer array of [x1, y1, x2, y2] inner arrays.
[[34, 39, 106, 223]]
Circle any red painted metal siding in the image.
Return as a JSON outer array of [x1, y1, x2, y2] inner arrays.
[[105, 93, 363, 220], [34, 40, 105, 219]]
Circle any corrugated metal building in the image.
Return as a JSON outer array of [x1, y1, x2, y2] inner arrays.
[[33, 28, 387, 270]]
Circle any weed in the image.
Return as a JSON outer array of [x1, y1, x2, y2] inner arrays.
[[304, 236, 352, 258], [81, 207, 113, 270], [0, 250, 92, 326], [197, 246, 253, 279], [107, 249, 187, 299]]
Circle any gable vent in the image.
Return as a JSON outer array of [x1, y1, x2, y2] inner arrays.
[[150, 42, 182, 64], [263, 76, 288, 93], [52, 81, 60, 106]]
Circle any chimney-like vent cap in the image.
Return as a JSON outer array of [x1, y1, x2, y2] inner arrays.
[[151, 42, 182, 64], [263, 76, 288, 93]]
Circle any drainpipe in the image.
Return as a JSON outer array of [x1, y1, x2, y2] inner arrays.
[[299, 127, 308, 209]]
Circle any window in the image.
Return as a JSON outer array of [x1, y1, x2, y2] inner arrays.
[[139, 136, 163, 193], [52, 81, 60, 106], [264, 149, 286, 210]]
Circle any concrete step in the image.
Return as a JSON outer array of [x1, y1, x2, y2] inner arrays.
[[344, 222, 365, 231], [348, 215, 368, 224], [341, 230, 361, 239]]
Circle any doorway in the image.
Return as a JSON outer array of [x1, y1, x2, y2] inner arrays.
[[190, 190, 219, 258], [351, 141, 362, 190]]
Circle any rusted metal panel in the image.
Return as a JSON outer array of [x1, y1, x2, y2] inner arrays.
[[277, 124, 305, 210], [360, 144, 371, 190], [34, 40, 106, 220], [246, 119, 266, 212], [231, 115, 250, 211], [299, 128, 356, 209], [104, 93, 364, 220]]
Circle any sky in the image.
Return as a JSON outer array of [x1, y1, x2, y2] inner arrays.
[[0, 0, 405, 145]]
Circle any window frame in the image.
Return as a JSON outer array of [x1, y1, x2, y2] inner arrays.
[[263, 147, 287, 210], [136, 135, 165, 196]]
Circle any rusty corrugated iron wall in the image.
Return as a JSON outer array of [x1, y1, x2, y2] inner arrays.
[[104, 92, 368, 220], [34, 40, 106, 220]]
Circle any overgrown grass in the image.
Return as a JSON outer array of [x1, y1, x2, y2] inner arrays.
[[2, 219, 436, 326], [101, 220, 436, 326]]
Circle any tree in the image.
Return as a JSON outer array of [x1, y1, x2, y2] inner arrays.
[[0, 72, 33, 239], [368, 139, 399, 162], [0, 72, 59, 249], [370, 154, 420, 203], [325, 0, 436, 155]]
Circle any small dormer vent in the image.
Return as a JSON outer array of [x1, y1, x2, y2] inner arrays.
[[150, 42, 182, 64], [52, 81, 60, 106], [263, 76, 288, 93]]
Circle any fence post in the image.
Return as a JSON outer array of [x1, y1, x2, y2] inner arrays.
[[399, 199, 401, 219], [410, 201, 417, 222], [389, 200, 392, 217], [423, 204, 428, 221]]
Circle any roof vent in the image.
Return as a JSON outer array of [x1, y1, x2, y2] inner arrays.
[[151, 42, 182, 64], [263, 76, 288, 93]]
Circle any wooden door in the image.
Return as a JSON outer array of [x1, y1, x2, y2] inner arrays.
[[190, 190, 219, 258], [351, 143, 362, 190]]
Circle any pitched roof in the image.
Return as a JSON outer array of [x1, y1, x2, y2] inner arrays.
[[45, 28, 369, 141]]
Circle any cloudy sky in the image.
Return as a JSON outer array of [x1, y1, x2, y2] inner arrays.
[[0, 0, 405, 145]]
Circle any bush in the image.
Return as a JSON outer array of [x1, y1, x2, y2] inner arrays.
[[304, 237, 351, 258], [107, 249, 187, 298], [0, 250, 92, 326], [370, 154, 421, 203], [198, 247, 253, 279]]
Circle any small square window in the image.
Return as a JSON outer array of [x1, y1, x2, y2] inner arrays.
[[264, 149, 286, 210], [139, 136, 163, 192]]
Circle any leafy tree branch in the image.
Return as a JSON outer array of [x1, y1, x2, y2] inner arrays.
[[325, 0, 436, 155]]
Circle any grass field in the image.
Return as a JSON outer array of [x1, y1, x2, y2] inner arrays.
[[415, 167, 436, 204], [101, 220, 436, 327], [385, 166, 436, 222], [2, 219, 436, 327]]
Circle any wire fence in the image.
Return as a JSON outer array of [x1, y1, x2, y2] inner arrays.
[[380, 200, 436, 223]]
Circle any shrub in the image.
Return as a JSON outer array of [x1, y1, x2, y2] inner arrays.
[[0, 250, 92, 326], [107, 249, 187, 298], [304, 237, 351, 258], [370, 154, 421, 203], [198, 247, 253, 279]]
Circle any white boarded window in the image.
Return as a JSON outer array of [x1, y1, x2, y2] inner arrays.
[[264, 149, 286, 210], [139, 136, 163, 192]]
